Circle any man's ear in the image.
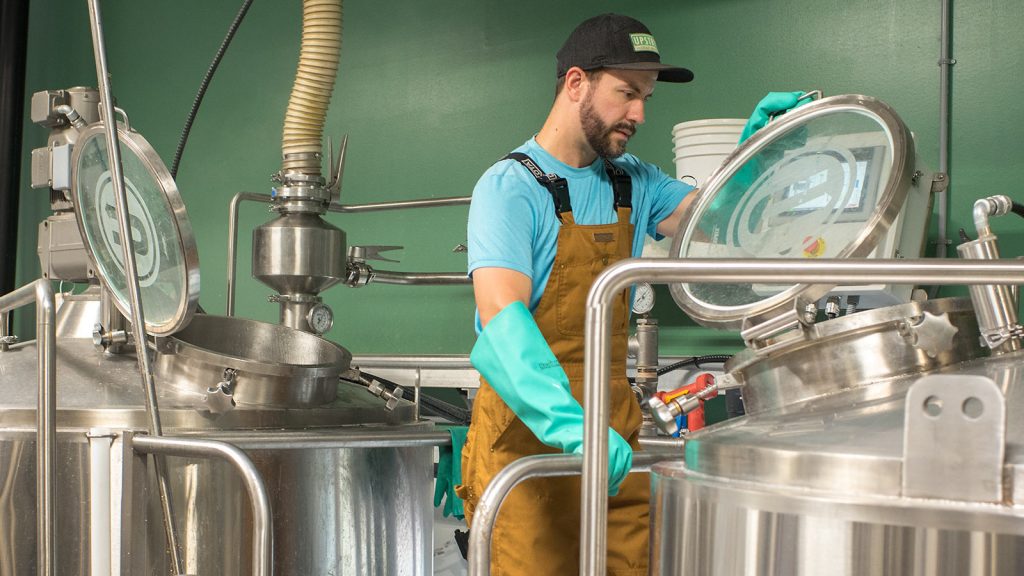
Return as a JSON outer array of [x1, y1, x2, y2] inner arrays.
[[563, 66, 588, 103]]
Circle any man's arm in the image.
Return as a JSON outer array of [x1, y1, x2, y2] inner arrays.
[[655, 190, 698, 238], [472, 266, 533, 328]]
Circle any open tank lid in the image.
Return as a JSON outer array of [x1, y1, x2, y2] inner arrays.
[[667, 94, 917, 331], [71, 121, 199, 336]]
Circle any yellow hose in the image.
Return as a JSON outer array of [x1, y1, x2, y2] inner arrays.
[[282, 0, 342, 177]]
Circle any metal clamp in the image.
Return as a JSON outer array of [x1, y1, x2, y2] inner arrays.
[[202, 368, 239, 415], [895, 311, 958, 358]]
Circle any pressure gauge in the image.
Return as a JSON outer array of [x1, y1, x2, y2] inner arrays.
[[632, 282, 655, 315], [306, 303, 334, 334]]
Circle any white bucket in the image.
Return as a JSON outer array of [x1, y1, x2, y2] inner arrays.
[[642, 118, 744, 258], [671, 118, 745, 187]]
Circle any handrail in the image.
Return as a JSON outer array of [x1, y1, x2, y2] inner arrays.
[[580, 257, 1024, 575], [467, 451, 670, 576], [0, 279, 56, 576], [132, 434, 275, 576]]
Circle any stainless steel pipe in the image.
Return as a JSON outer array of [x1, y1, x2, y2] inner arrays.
[[0, 280, 55, 576], [226, 192, 471, 315], [207, 430, 452, 450], [131, 434, 274, 576], [227, 192, 274, 315], [467, 451, 668, 576], [326, 195, 471, 213], [580, 257, 1024, 576], [85, 1, 184, 571], [370, 270, 471, 285]]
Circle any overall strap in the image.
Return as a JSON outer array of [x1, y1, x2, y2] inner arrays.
[[504, 152, 572, 221], [603, 159, 632, 210]]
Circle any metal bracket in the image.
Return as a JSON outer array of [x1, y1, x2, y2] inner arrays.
[[741, 300, 812, 355], [903, 374, 1005, 502], [896, 311, 958, 358], [930, 172, 949, 194], [348, 245, 402, 263]]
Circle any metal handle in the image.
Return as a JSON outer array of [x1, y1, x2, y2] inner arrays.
[[131, 434, 274, 576]]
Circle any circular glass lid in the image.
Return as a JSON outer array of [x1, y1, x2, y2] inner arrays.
[[668, 95, 915, 329], [71, 122, 199, 336]]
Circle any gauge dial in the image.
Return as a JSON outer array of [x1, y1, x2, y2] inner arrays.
[[632, 282, 655, 315], [306, 303, 334, 334]]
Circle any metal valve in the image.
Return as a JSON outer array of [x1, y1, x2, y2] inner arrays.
[[647, 374, 719, 436], [202, 368, 238, 415], [92, 323, 129, 353]]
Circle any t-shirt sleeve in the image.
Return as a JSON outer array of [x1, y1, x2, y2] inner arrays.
[[641, 162, 694, 240], [467, 169, 538, 279]]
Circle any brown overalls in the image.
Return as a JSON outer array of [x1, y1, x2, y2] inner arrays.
[[457, 157, 647, 576]]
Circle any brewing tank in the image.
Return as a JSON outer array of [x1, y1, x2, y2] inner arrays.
[[652, 94, 1024, 574]]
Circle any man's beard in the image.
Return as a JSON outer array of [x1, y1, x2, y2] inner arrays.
[[580, 91, 636, 159]]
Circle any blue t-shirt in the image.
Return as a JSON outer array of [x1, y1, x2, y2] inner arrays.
[[467, 138, 693, 332]]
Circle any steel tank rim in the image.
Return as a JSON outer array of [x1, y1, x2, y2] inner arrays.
[[652, 464, 1024, 536]]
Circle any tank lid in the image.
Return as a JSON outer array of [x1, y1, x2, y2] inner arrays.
[[667, 94, 915, 330], [71, 122, 199, 335]]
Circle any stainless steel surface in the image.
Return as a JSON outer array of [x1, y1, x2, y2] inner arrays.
[[667, 95, 918, 330], [154, 314, 350, 408], [369, 270, 471, 285], [132, 434, 273, 576], [0, 425, 435, 576], [53, 288, 103, 340], [582, 258, 1024, 576], [37, 213, 90, 282], [0, 280, 55, 576], [467, 452, 670, 576], [902, 374, 1005, 502], [650, 463, 1024, 576], [252, 212, 347, 301], [85, 2, 184, 571], [728, 297, 983, 415], [227, 192, 273, 316]]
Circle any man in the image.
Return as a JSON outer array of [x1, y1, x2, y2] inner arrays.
[[456, 13, 696, 576]]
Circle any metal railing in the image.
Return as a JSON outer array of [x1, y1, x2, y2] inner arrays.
[[0, 279, 56, 576], [131, 435, 275, 576], [579, 257, 1024, 576], [467, 451, 670, 576]]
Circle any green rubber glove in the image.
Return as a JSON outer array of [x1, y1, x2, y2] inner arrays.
[[470, 301, 633, 496], [434, 426, 468, 519], [738, 91, 812, 144]]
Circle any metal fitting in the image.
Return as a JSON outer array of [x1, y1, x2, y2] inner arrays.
[[92, 323, 129, 353]]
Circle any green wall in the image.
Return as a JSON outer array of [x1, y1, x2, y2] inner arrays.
[[15, 0, 1024, 356]]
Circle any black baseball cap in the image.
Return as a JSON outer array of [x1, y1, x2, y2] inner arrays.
[[556, 14, 693, 83]]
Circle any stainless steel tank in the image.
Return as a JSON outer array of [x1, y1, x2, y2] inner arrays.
[[651, 95, 1024, 574], [0, 113, 436, 575]]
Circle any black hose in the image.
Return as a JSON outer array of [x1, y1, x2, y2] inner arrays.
[[342, 370, 472, 425], [170, 0, 254, 179], [656, 354, 732, 376], [1012, 202, 1024, 219]]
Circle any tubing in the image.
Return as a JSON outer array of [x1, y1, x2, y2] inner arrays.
[[282, 0, 342, 176], [171, 0, 255, 178]]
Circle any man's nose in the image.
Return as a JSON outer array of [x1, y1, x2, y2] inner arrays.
[[626, 99, 646, 125]]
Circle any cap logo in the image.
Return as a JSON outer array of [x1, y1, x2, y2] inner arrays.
[[629, 33, 659, 54]]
